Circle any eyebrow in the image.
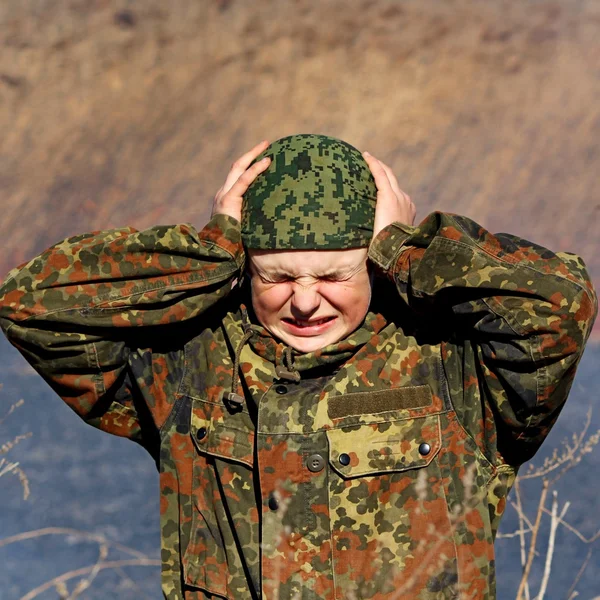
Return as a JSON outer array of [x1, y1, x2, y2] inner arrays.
[[264, 267, 356, 280]]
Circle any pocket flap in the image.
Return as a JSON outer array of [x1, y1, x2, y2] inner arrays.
[[326, 415, 441, 478], [191, 405, 254, 468]]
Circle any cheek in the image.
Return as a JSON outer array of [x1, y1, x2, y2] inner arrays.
[[322, 281, 372, 322], [251, 282, 291, 321]]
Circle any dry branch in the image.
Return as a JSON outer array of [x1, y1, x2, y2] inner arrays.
[[19, 558, 161, 600], [516, 480, 549, 600], [566, 548, 594, 600], [0, 526, 152, 559], [0, 395, 31, 499]]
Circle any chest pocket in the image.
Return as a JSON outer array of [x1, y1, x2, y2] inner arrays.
[[183, 399, 256, 598], [325, 386, 459, 599], [325, 384, 445, 477], [326, 414, 441, 477], [190, 401, 255, 468]]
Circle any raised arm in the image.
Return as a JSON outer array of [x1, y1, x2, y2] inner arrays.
[[364, 152, 597, 462], [0, 141, 271, 447]]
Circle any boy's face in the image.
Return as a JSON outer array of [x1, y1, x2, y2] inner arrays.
[[247, 247, 372, 353]]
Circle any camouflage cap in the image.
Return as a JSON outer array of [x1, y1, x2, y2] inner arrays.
[[241, 134, 377, 250]]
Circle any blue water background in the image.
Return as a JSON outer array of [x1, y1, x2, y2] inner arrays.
[[0, 337, 598, 599]]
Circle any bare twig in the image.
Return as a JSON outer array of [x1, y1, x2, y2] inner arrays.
[[496, 526, 533, 540], [54, 581, 69, 599], [516, 480, 549, 600], [0, 431, 33, 455], [68, 543, 109, 599], [548, 425, 600, 486], [0, 396, 31, 499], [0, 398, 25, 425], [0, 527, 150, 559], [536, 490, 565, 600], [539, 509, 600, 544], [566, 548, 593, 600], [19, 558, 161, 600], [7, 463, 30, 500], [514, 479, 531, 600], [510, 499, 536, 532], [519, 409, 597, 483]]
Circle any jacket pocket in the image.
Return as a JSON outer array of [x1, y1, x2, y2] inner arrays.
[[182, 399, 255, 599], [326, 414, 441, 478], [326, 415, 459, 599], [190, 405, 254, 468]]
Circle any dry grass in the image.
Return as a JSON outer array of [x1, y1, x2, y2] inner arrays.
[[0, 528, 160, 600], [0, 0, 599, 343], [0, 383, 158, 600], [0, 388, 31, 500], [497, 409, 600, 600]]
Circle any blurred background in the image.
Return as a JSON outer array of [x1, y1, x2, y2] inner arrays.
[[1, 0, 598, 598]]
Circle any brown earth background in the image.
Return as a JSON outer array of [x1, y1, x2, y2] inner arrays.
[[1, 0, 599, 337]]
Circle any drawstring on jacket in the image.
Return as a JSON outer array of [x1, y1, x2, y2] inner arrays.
[[275, 345, 301, 382], [223, 329, 254, 406], [222, 306, 385, 408], [224, 326, 301, 407]]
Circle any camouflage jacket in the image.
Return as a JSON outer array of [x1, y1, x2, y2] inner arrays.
[[0, 213, 597, 600]]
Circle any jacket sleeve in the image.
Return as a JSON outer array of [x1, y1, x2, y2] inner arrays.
[[0, 214, 244, 445], [368, 212, 598, 462]]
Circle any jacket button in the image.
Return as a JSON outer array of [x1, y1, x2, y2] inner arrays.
[[196, 427, 207, 441], [275, 385, 288, 395], [268, 495, 279, 511], [418, 442, 431, 456], [307, 453, 325, 473], [338, 453, 351, 466]]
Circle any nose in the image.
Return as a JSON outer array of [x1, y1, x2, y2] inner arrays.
[[290, 282, 321, 316]]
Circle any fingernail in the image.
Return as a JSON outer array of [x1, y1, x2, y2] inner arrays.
[[363, 151, 370, 157]]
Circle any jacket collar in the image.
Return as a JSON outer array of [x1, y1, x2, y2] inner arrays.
[[237, 304, 388, 379]]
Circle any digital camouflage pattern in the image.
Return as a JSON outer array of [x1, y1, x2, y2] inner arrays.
[[0, 211, 597, 599], [242, 134, 378, 249]]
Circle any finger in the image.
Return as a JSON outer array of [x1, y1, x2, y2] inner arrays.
[[363, 152, 394, 196], [223, 140, 270, 192], [227, 156, 271, 199], [377, 160, 410, 203], [234, 139, 270, 171]]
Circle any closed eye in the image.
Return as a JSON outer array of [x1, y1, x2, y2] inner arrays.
[[320, 272, 356, 282], [259, 274, 294, 284]]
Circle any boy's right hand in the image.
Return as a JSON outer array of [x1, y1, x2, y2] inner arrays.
[[211, 140, 271, 222]]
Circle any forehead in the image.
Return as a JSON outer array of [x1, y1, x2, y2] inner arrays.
[[248, 247, 368, 276]]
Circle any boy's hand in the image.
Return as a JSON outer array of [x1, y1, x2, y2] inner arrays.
[[212, 140, 271, 222], [363, 151, 416, 239]]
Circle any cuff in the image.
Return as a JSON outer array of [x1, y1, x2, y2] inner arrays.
[[199, 214, 245, 271], [368, 222, 416, 273]]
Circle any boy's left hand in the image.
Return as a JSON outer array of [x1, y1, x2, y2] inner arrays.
[[363, 151, 416, 239]]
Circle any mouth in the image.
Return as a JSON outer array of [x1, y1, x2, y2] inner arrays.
[[282, 316, 335, 328], [281, 316, 337, 335]]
